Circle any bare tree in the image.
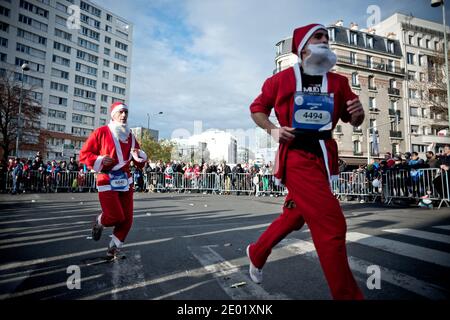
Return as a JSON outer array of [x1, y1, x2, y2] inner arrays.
[[0, 68, 43, 162]]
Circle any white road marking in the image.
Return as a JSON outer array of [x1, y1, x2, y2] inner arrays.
[[383, 228, 450, 244]]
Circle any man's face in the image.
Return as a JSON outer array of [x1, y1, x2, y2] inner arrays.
[[301, 29, 329, 60], [112, 109, 128, 124], [445, 146, 450, 155]]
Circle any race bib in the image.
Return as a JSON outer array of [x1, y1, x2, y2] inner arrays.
[[109, 170, 128, 190], [292, 92, 334, 131]]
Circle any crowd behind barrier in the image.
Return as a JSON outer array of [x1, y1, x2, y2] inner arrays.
[[1, 149, 450, 209]]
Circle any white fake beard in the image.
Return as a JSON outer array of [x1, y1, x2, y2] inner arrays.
[[302, 44, 337, 76], [109, 120, 130, 142]]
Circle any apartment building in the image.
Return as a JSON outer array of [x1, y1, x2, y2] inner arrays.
[[0, 0, 132, 160]]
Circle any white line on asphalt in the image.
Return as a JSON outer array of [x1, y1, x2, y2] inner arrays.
[[152, 279, 214, 300], [282, 238, 449, 299], [346, 232, 450, 268], [0, 229, 90, 245], [0, 221, 91, 235], [188, 245, 289, 300], [0, 237, 173, 272], [0, 214, 98, 225], [0, 235, 87, 250], [0, 274, 103, 300], [383, 228, 450, 244], [433, 225, 450, 231], [182, 223, 271, 238]]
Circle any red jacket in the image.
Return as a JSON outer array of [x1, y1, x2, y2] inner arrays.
[[250, 67, 357, 183], [79, 125, 147, 192]]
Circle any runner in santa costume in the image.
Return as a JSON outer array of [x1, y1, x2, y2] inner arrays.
[[79, 102, 147, 258], [246, 24, 365, 299]]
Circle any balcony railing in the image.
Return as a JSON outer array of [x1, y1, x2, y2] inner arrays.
[[388, 87, 400, 96], [336, 55, 405, 75], [389, 130, 402, 138], [353, 128, 363, 133], [388, 109, 401, 116]]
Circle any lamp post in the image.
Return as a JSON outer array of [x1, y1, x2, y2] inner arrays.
[[147, 111, 163, 131], [15, 63, 30, 158], [431, 0, 450, 130]]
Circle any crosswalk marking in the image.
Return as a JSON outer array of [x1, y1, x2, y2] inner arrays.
[[346, 232, 450, 268], [188, 246, 289, 300], [383, 228, 450, 244], [281, 238, 449, 299]]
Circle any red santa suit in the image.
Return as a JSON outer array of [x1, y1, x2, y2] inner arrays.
[[247, 24, 363, 300], [79, 102, 147, 248]]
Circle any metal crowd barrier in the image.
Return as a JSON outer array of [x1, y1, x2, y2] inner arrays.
[[1, 168, 449, 209]]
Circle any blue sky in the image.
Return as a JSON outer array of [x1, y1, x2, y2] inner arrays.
[[93, 0, 449, 141]]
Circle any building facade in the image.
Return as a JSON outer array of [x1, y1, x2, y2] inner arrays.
[[0, 0, 133, 160], [130, 126, 159, 143], [274, 22, 405, 166], [374, 13, 450, 155]]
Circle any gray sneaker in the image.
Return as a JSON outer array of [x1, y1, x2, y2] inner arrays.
[[106, 244, 121, 258]]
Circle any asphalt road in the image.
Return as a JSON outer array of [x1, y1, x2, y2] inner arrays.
[[0, 191, 449, 300]]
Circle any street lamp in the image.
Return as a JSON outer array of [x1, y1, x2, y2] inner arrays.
[[147, 111, 163, 131], [15, 63, 30, 158], [431, 0, 450, 130]]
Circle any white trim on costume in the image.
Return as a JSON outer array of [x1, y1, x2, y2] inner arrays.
[[93, 155, 104, 172], [297, 25, 326, 63]]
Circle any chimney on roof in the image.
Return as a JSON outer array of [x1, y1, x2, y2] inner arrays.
[[335, 19, 343, 26], [350, 22, 359, 30], [386, 32, 396, 39], [367, 27, 376, 34]]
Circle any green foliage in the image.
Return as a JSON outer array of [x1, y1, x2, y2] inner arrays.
[[139, 131, 174, 162]]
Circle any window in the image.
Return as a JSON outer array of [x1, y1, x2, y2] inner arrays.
[[115, 40, 128, 51], [426, 39, 430, 49], [350, 52, 356, 64], [47, 123, 66, 132], [75, 75, 97, 88], [20, 0, 49, 18], [78, 38, 99, 52], [367, 36, 373, 48], [52, 54, 70, 67], [392, 143, 399, 155], [102, 71, 109, 79], [417, 37, 422, 47], [410, 107, 419, 117], [55, 2, 67, 13], [103, 59, 110, 67], [18, 14, 48, 32], [50, 81, 68, 92], [329, 28, 335, 42], [80, 26, 100, 41], [387, 59, 394, 72], [407, 52, 414, 65], [0, 21, 9, 32], [387, 40, 394, 53], [351, 72, 359, 86], [80, 1, 101, 17], [55, 15, 66, 26], [389, 79, 396, 88], [411, 125, 419, 134], [53, 41, 71, 54], [368, 76, 375, 90], [101, 94, 108, 102], [106, 25, 112, 32], [408, 35, 413, 44], [0, 53, 6, 62], [369, 97, 376, 110], [350, 32, 358, 45], [0, 37, 7, 48], [54, 28, 72, 41], [73, 100, 95, 113], [113, 74, 126, 84], [353, 140, 361, 154], [0, 5, 10, 17], [101, 107, 108, 114], [74, 87, 96, 100], [15, 73, 44, 87], [48, 109, 66, 120], [390, 100, 397, 111], [106, 14, 112, 22], [102, 83, 108, 90], [412, 145, 427, 153], [419, 72, 426, 82], [16, 43, 46, 59], [17, 29, 47, 46], [112, 86, 125, 95], [51, 68, 69, 79], [104, 48, 110, 55], [367, 55, 373, 68], [114, 52, 127, 62], [76, 50, 98, 64], [49, 95, 67, 106], [408, 88, 417, 99], [105, 36, 111, 44], [408, 71, 416, 81], [113, 63, 126, 73], [72, 113, 94, 125], [75, 62, 97, 76], [71, 126, 93, 137], [80, 13, 100, 29]]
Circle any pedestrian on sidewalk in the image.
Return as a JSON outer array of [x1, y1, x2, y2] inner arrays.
[[79, 102, 148, 258], [246, 23, 365, 300]]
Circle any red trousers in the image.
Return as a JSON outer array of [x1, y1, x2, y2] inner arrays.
[[248, 149, 363, 300], [98, 189, 134, 242]]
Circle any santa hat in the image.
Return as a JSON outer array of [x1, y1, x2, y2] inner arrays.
[[110, 102, 128, 118], [291, 23, 327, 61]]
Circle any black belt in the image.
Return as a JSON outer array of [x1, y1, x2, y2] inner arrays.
[[288, 130, 332, 155], [292, 130, 332, 140]]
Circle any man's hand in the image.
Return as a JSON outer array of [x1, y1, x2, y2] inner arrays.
[[102, 155, 114, 166], [346, 98, 364, 126], [270, 127, 296, 144]]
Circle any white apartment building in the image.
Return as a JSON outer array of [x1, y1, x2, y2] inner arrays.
[[0, 0, 132, 160], [374, 13, 450, 155]]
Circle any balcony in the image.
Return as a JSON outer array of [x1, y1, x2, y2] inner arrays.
[[336, 55, 405, 75], [389, 130, 403, 138], [368, 86, 377, 91], [388, 109, 401, 117], [369, 108, 380, 113], [353, 151, 364, 156], [353, 128, 363, 134], [388, 88, 400, 96]]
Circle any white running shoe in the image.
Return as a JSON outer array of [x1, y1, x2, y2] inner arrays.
[[246, 245, 263, 284]]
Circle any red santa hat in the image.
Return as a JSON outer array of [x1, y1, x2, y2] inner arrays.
[[291, 23, 327, 61], [110, 102, 128, 118]]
